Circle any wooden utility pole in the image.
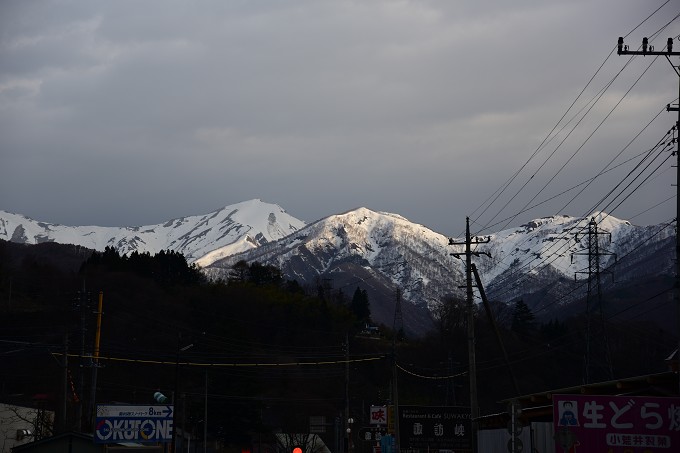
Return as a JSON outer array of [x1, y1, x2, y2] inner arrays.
[[91, 291, 103, 429], [617, 36, 679, 391], [471, 264, 520, 396], [449, 217, 490, 450], [58, 331, 69, 433], [391, 289, 402, 453]]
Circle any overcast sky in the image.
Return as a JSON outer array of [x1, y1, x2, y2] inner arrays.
[[1, 0, 678, 235]]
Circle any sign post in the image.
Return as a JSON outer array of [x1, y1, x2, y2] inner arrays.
[[95, 404, 174, 444]]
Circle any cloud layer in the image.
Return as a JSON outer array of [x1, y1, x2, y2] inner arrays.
[[1, 0, 678, 234]]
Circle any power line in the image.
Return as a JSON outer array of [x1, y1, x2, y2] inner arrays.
[[51, 352, 385, 368], [470, 6, 678, 237]]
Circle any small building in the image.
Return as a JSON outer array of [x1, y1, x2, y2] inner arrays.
[[0, 403, 54, 453]]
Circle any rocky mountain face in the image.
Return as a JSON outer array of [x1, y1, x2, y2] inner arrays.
[[1, 202, 674, 336], [204, 207, 461, 335]]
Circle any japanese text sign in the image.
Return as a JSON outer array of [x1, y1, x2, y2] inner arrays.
[[398, 405, 472, 453], [371, 405, 388, 425], [553, 394, 680, 452]]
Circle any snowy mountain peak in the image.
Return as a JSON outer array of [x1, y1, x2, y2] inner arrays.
[[0, 199, 306, 266], [202, 208, 673, 335], [0, 203, 673, 336]]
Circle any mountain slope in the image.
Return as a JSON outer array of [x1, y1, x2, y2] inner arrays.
[[205, 207, 464, 335], [0, 199, 305, 266], [204, 209, 675, 335], [1, 203, 673, 337], [473, 213, 674, 305]]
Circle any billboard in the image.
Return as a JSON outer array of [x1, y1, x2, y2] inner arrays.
[[398, 405, 472, 453], [95, 404, 174, 444], [553, 394, 680, 452]]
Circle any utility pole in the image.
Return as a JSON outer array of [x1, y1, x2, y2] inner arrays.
[[91, 291, 103, 431], [471, 264, 520, 396], [173, 336, 194, 453], [391, 289, 402, 453], [74, 282, 91, 432], [617, 36, 680, 391], [571, 218, 616, 384], [449, 217, 490, 451], [393, 288, 404, 341], [58, 330, 69, 433], [344, 332, 350, 453]]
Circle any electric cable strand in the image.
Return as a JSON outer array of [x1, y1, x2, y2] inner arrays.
[[495, 54, 661, 235], [470, 8, 678, 237], [395, 362, 467, 380], [474, 132, 674, 301], [51, 352, 385, 367], [469, 115, 673, 282], [472, 39, 645, 236], [461, 63, 669, 281], [475, 129, 674, 235], [485, 212, 673, 316], [554, 106, 673, 216], [467, 0, 673, 233]]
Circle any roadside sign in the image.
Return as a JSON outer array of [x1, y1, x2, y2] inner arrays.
[[552, 394, 680, 452], [398, 405, 472, 453], [95, 404, 174, 444], [370, 406, 388, 425]]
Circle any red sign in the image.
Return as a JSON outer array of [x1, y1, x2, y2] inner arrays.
[[553, 394, 680, 452]]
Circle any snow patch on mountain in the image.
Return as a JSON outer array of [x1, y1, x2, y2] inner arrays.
[[1, 201, 673, 336], [0, 199, 306, 266]]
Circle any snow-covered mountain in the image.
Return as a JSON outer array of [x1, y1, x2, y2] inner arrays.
[[204, 207, 462, 335], [1, 202, 673, 336], [0, 199, 305, 266], [203, 209, 675, 335], [471, 213, 674, 301]]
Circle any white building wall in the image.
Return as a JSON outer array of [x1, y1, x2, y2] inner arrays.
[[0, 403, 54, 453]]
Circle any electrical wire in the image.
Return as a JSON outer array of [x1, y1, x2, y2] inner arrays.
[[470, 5, 678, 239]]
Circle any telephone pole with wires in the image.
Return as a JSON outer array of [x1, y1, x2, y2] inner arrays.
[[617, 36, 680, 391], [571, 217, 616, 384], [449, 217, 490, 450]]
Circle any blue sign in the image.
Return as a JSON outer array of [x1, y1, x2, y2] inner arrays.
[[95, 404, 174, 444]]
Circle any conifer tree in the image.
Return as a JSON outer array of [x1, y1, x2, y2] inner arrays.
[[511, 299, 536, 338], [350, 286, 371, 324]]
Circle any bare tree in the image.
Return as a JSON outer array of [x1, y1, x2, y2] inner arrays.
[[275, 432, 326, 453], [0, 404, 54, 450]]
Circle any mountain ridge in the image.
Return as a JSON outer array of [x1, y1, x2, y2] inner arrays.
[[0, 199, 305, 266], [1, 202, 674, 336]]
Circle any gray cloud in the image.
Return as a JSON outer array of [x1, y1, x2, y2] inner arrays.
[[1, 0, 677, 234]]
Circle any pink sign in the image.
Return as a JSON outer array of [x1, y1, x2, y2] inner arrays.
[[553, 394, 680, 452]]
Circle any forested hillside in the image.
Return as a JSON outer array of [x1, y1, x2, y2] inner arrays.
[[0, 239, 675, 449]]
